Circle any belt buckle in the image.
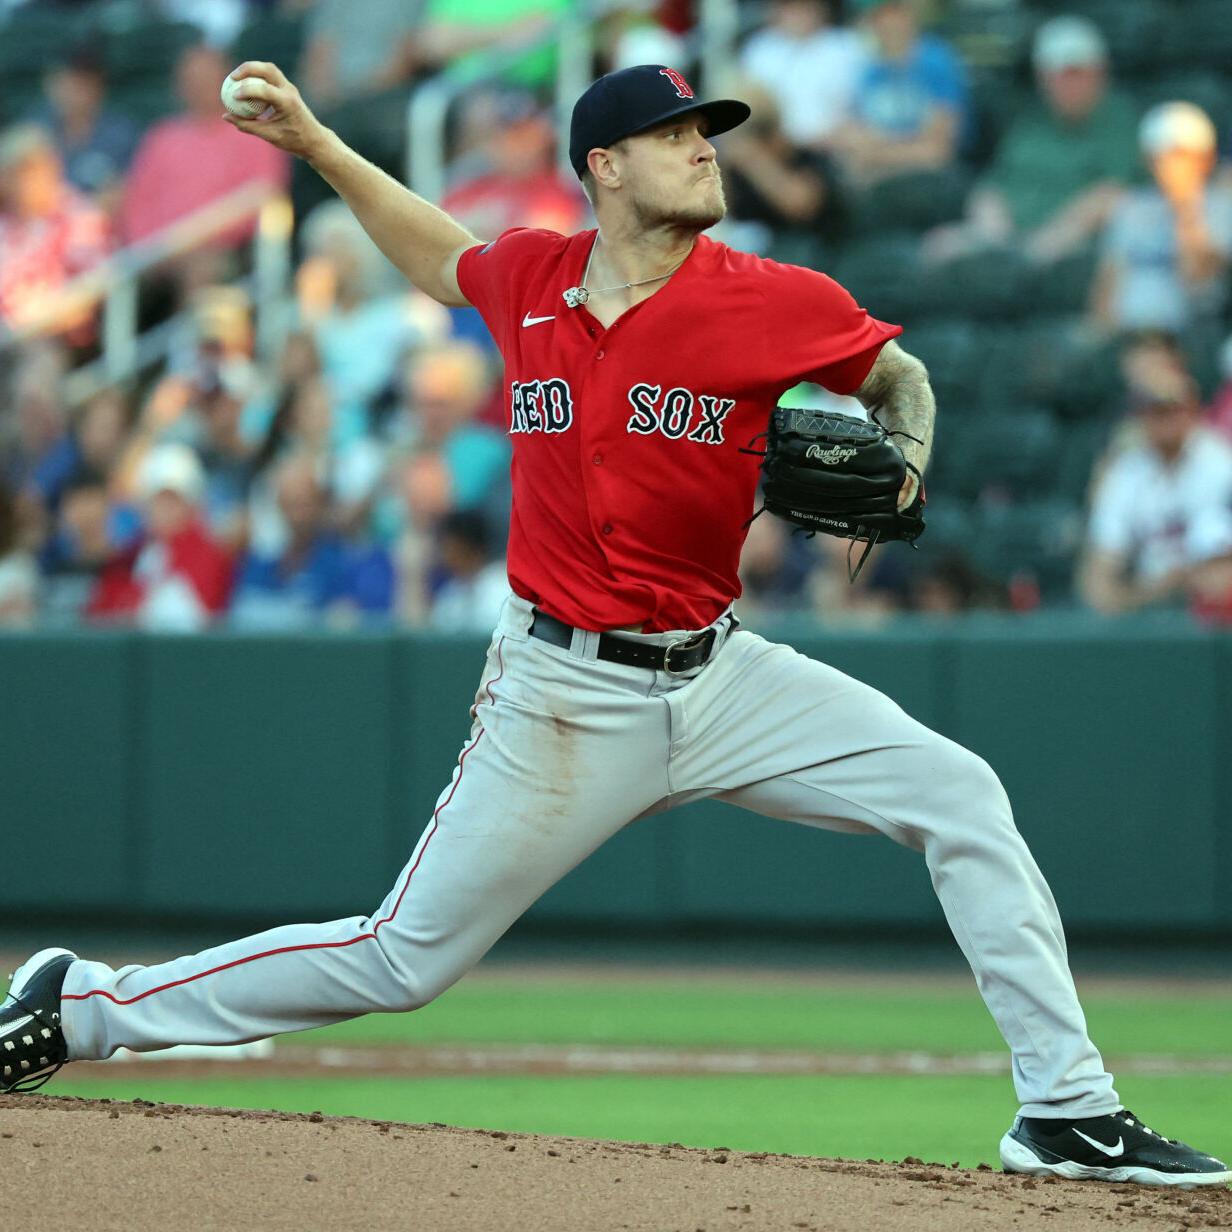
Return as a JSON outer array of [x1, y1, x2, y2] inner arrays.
[[663, 631, 709, 676]]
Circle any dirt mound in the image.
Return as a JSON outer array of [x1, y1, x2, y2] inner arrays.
[[1, 1095, 1227, 1231]]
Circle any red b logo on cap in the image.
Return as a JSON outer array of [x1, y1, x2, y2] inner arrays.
[[659, 67, 694, 99]]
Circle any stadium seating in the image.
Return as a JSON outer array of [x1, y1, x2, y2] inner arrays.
[[934, 407, 1063, 503], [229, 12, 308, 72], [967, 498, 1085, 600], [0, 6, 67, 120], [1045, 0, 1166, 73], [102, 21, 202, 86], [1151, 0, 1232, 72], [5, 0, 1229, 620], [832, 233, 932, 324]]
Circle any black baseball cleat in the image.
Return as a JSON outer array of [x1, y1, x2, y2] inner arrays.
[[1001, 1109, 1231, 1188], [0, 948, 76, 1093]]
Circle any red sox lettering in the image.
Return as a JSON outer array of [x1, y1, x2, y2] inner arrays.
[[509, 378, 736, 445], [626, 383, 736, 445], [510, 378, 575, 434]]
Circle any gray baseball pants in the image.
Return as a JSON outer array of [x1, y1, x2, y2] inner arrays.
[[62, 593, 1119, 1118]]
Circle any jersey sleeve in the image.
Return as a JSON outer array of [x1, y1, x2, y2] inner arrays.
[[763, 261, 903, 396], [455, 227, 562, 348]]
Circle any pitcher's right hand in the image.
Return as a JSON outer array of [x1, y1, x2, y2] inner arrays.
[[223, 62, 330, 162]]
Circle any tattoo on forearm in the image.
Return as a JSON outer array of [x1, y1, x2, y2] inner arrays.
[[854, 342, 935, 475]]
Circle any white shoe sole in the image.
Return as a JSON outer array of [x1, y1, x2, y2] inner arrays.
[[1000, 1131, 1232, 1189], [5, 948, 77, 1003]]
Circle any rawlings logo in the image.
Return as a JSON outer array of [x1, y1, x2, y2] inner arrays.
[[806, 444, 858, 465]]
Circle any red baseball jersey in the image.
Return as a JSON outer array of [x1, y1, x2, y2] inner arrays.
[[456, 228, 901, 632]]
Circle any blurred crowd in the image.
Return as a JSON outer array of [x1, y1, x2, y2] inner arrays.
[[2, 0, 1232, 630]]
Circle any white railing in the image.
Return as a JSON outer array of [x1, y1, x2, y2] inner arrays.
[[0, 181, 294, 404]]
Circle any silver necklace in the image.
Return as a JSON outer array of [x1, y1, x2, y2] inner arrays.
[[562, 240, 689, 308]]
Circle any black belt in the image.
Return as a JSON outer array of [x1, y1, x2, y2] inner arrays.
[[529, 608, 722, 674]]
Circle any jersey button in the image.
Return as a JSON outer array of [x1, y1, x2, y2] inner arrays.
[[601, 523, 613, 535], [592, 453, 603, 465], [595, 349, 605, 360]]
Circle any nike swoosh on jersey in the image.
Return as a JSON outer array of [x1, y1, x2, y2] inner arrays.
[[1073, 1129, 1125, 1157], [522, 312, 555, 327]]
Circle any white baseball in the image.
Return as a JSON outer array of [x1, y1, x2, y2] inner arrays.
[[220, 72, 266, 120]]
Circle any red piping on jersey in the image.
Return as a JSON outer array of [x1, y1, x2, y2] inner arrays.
[[65, 637, 509, 1008]]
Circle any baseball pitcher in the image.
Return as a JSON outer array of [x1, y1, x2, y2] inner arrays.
[[2, 62, 1226, 1188]]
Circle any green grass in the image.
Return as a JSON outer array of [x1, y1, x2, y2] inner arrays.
[[48, 1073, 1232, 1170], [267, 980, 1232, 1058], [21, 972, 1232, 1168]]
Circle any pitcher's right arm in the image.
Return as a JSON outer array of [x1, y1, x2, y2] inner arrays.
[[225, 62, 477, 307]]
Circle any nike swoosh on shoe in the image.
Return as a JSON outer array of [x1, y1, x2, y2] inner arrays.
[[1073, 1130, 1125, 1158]]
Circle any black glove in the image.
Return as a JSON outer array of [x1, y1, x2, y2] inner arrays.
[[746, 406, 926, 579]]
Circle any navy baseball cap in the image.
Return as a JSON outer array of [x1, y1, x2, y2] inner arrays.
[[569, 64, 751, 179]]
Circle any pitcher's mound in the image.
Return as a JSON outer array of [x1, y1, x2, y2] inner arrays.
[[0, 1095, 1226, 1230]]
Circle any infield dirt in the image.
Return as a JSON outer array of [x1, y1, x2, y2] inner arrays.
[[2, 1095, 1228, 1231]]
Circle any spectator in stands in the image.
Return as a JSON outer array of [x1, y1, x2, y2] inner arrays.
[[718, 82, 846, 255], [416, 0, 567, 90], [827, 0, 968, 188], [245, 372, 386, 558], [89, 442, 233, 630], [0, 341, 79, 514], [808, 534, 909, 622], [395, 340, 511, 517], [120, 44, 288, 249], [29, 48, 137, 214], [296, 201, 450, 421], [186, 358, 259, 550], [392, 450, 456, 625], [1079, 363, 1232, 614], [428, 509, 508, 632], [384, 342, 509, 624], [230, 453, 394, 630], [40, 386, 143, 583], [924, 16, 1137, 266], [156, 0, 249, 49], [601, 3, 687, 72], [297, 0, 427, 180], [1092, 102, 1232, 336], [738, 0, 866, 149], [0, 477, 38, 626], [115, 334, 257, 551], [735, 512, 815, 625], [443, 92, 587, 239], [300, 0, 426, 110], [0, 124, 110, 341], [40, 473, 114, 626], [908, 551, 1005, 614], [73, 386, 132, 484]]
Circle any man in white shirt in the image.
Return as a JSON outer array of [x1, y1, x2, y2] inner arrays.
[[1080, 365, 1232, 613], [739, 0, 866, 148]]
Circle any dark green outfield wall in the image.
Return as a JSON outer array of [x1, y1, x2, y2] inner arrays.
[[2, 619, 1228, 936]]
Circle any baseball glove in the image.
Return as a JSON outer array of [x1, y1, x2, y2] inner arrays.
[[744, 406, 926, 580]]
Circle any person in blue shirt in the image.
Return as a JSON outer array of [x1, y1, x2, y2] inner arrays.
[[828, 0, 969, 188], [230, 453, 394, 629], [28, 49, 137, 210]]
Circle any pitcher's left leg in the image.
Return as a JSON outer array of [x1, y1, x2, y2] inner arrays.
[[676, 630, 1117, 1118]]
